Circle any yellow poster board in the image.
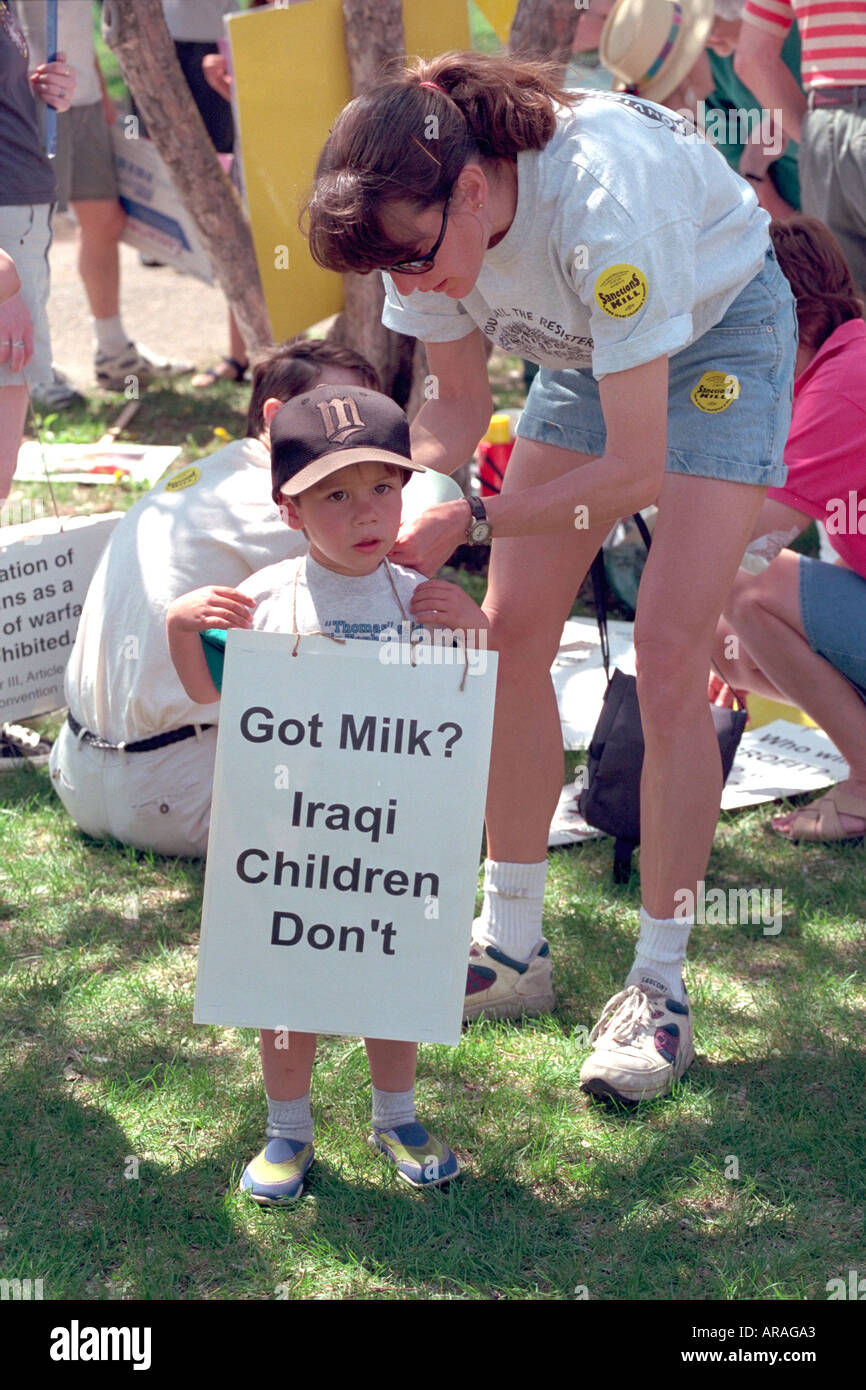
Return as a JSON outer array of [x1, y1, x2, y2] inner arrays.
[[472, 0, 517, 43], [228, 0, 471, 342]]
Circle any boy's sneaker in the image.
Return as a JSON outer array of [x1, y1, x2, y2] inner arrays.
[[94, 342, 192, 392], [368, 1121, 459, 1188], [239, 1137, 314, 1205], [579, 983, 695, 1104], [463, 936, 554, 1022]]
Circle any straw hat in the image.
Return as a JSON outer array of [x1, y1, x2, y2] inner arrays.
[[600, 0, 714, 103]]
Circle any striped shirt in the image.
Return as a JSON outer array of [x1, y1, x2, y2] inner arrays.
[[744, 0, 866, 89]]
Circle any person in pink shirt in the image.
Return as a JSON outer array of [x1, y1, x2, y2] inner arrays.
[[714, 215, 866, 840]]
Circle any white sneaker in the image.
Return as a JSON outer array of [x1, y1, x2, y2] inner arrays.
[[0, 721, 52, 771], [30, 368, 85, 411], [94, 342, 192, 392], [463, 934, 554, 1022], [579, 983, 694, 1103]]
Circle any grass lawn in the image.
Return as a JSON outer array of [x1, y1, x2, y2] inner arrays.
[[2, 363, 864, 1308], [2, 758, 865, 1303]]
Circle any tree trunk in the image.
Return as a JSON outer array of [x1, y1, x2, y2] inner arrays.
[[509, 0, 580, 73], [102, 0, 271, 356], [332, 0, 420, 411]]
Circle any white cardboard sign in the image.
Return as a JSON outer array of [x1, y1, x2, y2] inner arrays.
[[721, 720, 846, 809], [111, 125, 215, 283], [0, 514, 121, 723], [195, 632, 497, 1044]]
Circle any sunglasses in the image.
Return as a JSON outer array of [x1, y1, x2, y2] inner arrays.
[[384, 190, 453, 275]]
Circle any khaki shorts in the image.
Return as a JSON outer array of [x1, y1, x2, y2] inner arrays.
[[0, 202, 53, 389], [52, 102, 119, 211], [49, 717, 218, 857]]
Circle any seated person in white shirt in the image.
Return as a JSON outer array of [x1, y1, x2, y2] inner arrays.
[[49, 339, 379, 856]]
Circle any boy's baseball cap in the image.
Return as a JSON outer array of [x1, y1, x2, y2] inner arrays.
[[270, 383, 425, 502]]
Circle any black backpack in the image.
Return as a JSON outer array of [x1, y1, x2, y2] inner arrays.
[[578, 516, 747, 882]]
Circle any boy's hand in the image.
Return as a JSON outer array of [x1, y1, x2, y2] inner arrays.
[[410, 580, 489, 640], [167, 586, 255, 633]]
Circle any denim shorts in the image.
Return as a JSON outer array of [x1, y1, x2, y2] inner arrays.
[[518, 247, 798, 488], [799, 554, 866, 701], [0, 203, 53, 389]]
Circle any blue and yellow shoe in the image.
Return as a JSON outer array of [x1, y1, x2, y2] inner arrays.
[[239, 1137, 314, 1205], [368, 1121, 460, 1188]]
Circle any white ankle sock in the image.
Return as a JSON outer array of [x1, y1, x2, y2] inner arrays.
[[94, 315, 130, 356], [475, 858, 547, 963], [628, 907, 692, 1003], [266, 1092, 313, 1144], [371, 1086, 415, 1131]]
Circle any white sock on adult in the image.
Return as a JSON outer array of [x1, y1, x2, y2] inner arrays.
[[266, 1092, 313, 1144], [627, 907, 692, 1004], [474, 858, 547, 963], [94, 315, 130, 356]]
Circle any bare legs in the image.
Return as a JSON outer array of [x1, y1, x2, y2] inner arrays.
[[483, 446, 768, 921], [633, 474, 766, 915], [259, 1031, 417, 1100], [0, 385, 29, 501], [483, 437, 609, 862], [73, 199, 125, 320], [714, 549, 866, 834]]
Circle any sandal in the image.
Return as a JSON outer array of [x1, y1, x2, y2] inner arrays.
[[190, 356, 248, 389], [771, 783, 866, 842]]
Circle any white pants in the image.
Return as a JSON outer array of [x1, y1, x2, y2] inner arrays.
[[49, 718, 218, 857]]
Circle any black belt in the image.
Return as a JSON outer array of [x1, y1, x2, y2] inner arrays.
[[808, 85, 866, 109], [67, 712, 213, 754]]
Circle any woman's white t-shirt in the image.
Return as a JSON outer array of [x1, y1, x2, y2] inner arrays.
[[382, 91, 770, 380]]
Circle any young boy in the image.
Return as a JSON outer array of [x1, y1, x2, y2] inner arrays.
[[167, 383, 488, 1202]]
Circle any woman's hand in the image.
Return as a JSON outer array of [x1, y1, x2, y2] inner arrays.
[[30, 52, 76, 112], [202, 53, 232, 102], [167, 586, 255, 633], [708, 670, 746, 707], [410, 579, 490, 642], [0, 294, 34, 373], [389, 499, 469, 576]]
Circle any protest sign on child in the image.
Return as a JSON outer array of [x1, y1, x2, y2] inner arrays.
[[195, 631, 497, 1044]]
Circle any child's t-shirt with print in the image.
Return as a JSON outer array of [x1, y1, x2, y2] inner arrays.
[[200, 553, 423, 689]]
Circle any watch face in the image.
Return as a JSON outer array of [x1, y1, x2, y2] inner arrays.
[[470, 520, 492, 544]]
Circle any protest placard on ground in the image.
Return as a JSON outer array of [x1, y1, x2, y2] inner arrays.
[[720, 720, 846, 809], [0, 514, 120, 724], [195, 631, 497, 1045], [14, 442, 180, 488]]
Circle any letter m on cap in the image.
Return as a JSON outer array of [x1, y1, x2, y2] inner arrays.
[[316, 396, 366, 446]]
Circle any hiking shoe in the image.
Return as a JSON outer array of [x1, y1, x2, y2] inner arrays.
[[368, 1121, 460, 1188], [463, 936, 554, 1022], [579, 983, 695, 1104], [239, 1137, 314, 1205], [0, 722, 53, 769], [30, 368, 85, 412], [94, 342, 192, 392]]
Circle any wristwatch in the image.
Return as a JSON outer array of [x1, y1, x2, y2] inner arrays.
[[464, 496, 492, 545]]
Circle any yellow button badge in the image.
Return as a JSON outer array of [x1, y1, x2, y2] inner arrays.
[[594, 264, 648, 318], [690, 372, 740, 413]]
